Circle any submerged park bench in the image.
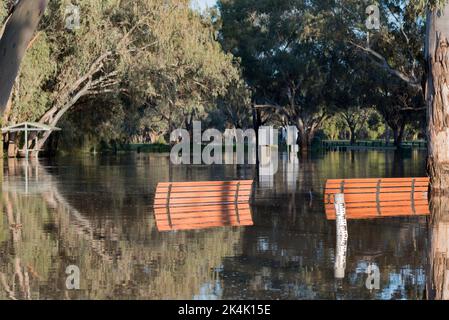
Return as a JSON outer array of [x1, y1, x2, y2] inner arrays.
[[324, 177, 430, 220], [153, 180, 254, 231]]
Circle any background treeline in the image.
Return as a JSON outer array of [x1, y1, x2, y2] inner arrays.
[[0, 0, 427, 154], [217, 0, 426, 150]]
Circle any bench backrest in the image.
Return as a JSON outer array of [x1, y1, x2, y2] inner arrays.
[[154, 180, 254, 231], [324, 177, 430, 220]]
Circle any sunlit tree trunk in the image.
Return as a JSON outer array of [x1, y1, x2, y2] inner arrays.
[[426, 4, 449, 300], [426, 5, 449, 193], [0, 0, 48, 114]]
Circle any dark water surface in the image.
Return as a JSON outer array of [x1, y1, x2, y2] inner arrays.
[[0, 150, 429, 300]]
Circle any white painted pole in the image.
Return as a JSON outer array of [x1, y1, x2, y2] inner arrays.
[[334, 193, 348, 279], [24, 123, 28, 161], [25, 160, 29, 194]]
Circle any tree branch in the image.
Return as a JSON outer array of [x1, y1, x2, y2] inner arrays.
[[349, 41, 422, 91]]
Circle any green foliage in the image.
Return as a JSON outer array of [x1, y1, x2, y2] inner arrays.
[[4, 0, 245, 152], [10, 34, 55, 123], [213, 78, 252, 129], [322, 116, 346, 141], [321, 108, 386, 141], [0, 3, 7, 23], [366, 111, 387, 140]]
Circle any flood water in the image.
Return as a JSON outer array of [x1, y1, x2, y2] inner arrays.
[[0, 150, 430, 300]]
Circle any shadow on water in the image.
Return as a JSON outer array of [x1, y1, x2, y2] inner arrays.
[[0, 149, 434, 299]]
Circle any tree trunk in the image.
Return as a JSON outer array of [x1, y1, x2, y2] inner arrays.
[[385, 125, 391, 145], [0, 0, 48, 113], [252, 105, 261, 165], [349, 127, 356, 145], [426, 5, 449, 300], [392, 126, 399, 145], [7, 132, 17, 158], [393, 122, 405, 147], [297, 127, 314, 154], [426, 5, 449, 193]]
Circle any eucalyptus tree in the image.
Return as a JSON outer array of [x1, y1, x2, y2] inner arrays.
[[218, 0, 340, 152], [339, 107, 371, 145], [372, 78, 425, 146], [0, 0, 48, 115], [215, 78, 252, 129], [328, 0, 448, 190], [124, 0, 240, 140], [4, 0, 240, 152], [324, 0, 449, 299]]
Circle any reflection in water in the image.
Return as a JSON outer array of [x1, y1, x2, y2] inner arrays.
[[0, 158, 244, 299], [427, 195, 449, 300], [0, 151, 432, 299]]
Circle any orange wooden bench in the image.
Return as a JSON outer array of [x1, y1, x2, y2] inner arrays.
[[324, 177, 430, 220], [153, 180, 254, 231]]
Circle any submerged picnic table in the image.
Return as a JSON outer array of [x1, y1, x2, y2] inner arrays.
[[154, 180, 254, 231], [324, 177, 430, 220]]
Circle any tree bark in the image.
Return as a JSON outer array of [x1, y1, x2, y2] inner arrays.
[[426, 5, 449, 193], [295, 114, 326, 154], [426, 4, 449, 300], [297, 125, 315, 154], [0, 0, 48, 114]]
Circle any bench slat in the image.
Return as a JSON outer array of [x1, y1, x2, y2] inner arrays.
[[325, 181, 429, 188], [157, 220, 254, 232], [325, 192, 427, 203], [324, 187, 428, 194], [156, 185, 252, 193], [326, 205, 430, 219], [154, 203, 251, 214], [326, 177, 429, 184], [154, 190, 252, 200], [155, 210, 252, 223], [154, 195, 251, 206], [157, 180, 253, 187], [155, 207, 253, 230], [325, 199, 429, 209]]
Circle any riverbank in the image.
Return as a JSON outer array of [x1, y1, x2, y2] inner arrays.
[[321, 140, 427, 151]]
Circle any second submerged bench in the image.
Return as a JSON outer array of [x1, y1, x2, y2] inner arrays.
[[324, 177, 430, 220]]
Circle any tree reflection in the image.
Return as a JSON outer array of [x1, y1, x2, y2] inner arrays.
[[0, 159, 244, 299], [427, 194, 449, 300]]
